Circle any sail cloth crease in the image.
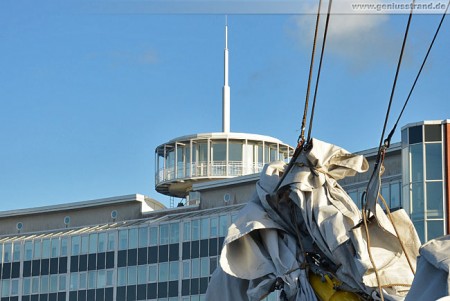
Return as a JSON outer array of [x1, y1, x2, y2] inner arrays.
[[206, 138, 421, 301], [406, 235, 450, 301]]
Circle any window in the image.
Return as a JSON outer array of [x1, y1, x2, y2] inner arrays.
[[59, 275, 67, 291], [25, 241, 33, 260], [182, 261, 190, 279], [426, 182, 443, 218], [160, 224, 169, 245], [71, 236, 80, 256], [12, 243, 20, 262], [169, 262, 179, 281], [129, 228, 138, 249], [2, 279, 10, 297], [219, 215, 228, 237], [70, 273, 78, 290], [31, 277, 39, 294], [118, 267, 127, 286], [51, 239, 60, 258], [229, 142, 242, 161], [97, 270, 106, 288], [89, 234, 98, 254], [119, 230, 128, 250], [200, 258, 209, 277], [50, 274, 58, 293], [198, 143, 208, 163], [106, 270, 114, 287], [61, 238, 68, 256], [410, 144, 424, 182], [425, 125, 441, 142], [411, 183, 424, 220], [200, 218, 209, 240], [88, 270, 96, 289], [137, 265, 147, 285], [42, 239, 51, 259], [98, 233, 107, 252], [409, 126, 423, 144], [210, 217, 218, 237], [183, 222, 191, 242], [33, 241, 42, 259], [212, 142, 226, 162], [127, 266, 137, 285], [426, 144, 442, 180], [192, 258, 200, 278], [81, 236, 89, 254], [390, 182, 401, 209], [177, 146, 186, 178], [79, 272, 87, 289], [149, 265, 157, 282], [149, 227, 158, 246], [427, 220, 444, 241], [23, 278, 31, 294], [138, 227, 148, 248], [170, 223, 180, 244], [41, 275, 49, 293], [191, 220, 200, 240], [159, 262, 169, 282], [107, 232, 116, 251], [11, 279, 19, 296]]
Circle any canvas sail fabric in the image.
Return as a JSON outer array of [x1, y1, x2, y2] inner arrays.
[[405, 235, 450, 301], [206, 138, 421, 301]]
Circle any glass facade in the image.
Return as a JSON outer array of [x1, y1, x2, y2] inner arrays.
[[0, 206, 276, 301], [402, 123, 446, 242]]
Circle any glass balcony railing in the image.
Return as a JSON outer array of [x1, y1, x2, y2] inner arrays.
[[155, 161, 265, 184]]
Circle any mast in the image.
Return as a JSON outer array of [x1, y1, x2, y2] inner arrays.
[[222, 17, 230, 133]]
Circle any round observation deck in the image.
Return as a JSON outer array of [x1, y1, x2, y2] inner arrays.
[[155, 132, 294, 197]]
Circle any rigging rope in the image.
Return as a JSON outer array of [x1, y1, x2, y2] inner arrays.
[[384, 1, 449, 147], [299, 0, 323, 146], [364, 1, 415, 217], [306, 0, 333, 145], [362, 4, 416, 300], [375, 0, 415, 164], [273, 0, 331, 192]]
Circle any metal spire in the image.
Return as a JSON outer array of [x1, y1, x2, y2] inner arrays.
[[222, 16, 230, 133]]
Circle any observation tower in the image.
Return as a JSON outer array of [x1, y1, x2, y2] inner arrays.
[[155, 23, 294, 200]]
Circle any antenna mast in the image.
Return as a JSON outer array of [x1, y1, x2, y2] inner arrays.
[[222, 16, 230, 133]]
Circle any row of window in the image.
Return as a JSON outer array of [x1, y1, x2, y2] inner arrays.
[[0, 237, 225, 281], [0, 216, 231, 264], [0, 294, 209, 301], [0, 256, 219, 297]]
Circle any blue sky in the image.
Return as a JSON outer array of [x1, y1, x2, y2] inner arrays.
[[1, 1, 449, 210]]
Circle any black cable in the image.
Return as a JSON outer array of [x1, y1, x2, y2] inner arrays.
[[375, 0, 415, 162], [273, 0, 325, 193], [384, 1, 449, 147], [298, 0, 323, 145], [364, 1, 415, 214], [306, 0, 333, 145]]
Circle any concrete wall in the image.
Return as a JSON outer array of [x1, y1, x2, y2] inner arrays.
[[199, 180, 257, 210]]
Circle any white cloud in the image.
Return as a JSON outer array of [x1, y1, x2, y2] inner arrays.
[[287, 2, 400, 73]]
